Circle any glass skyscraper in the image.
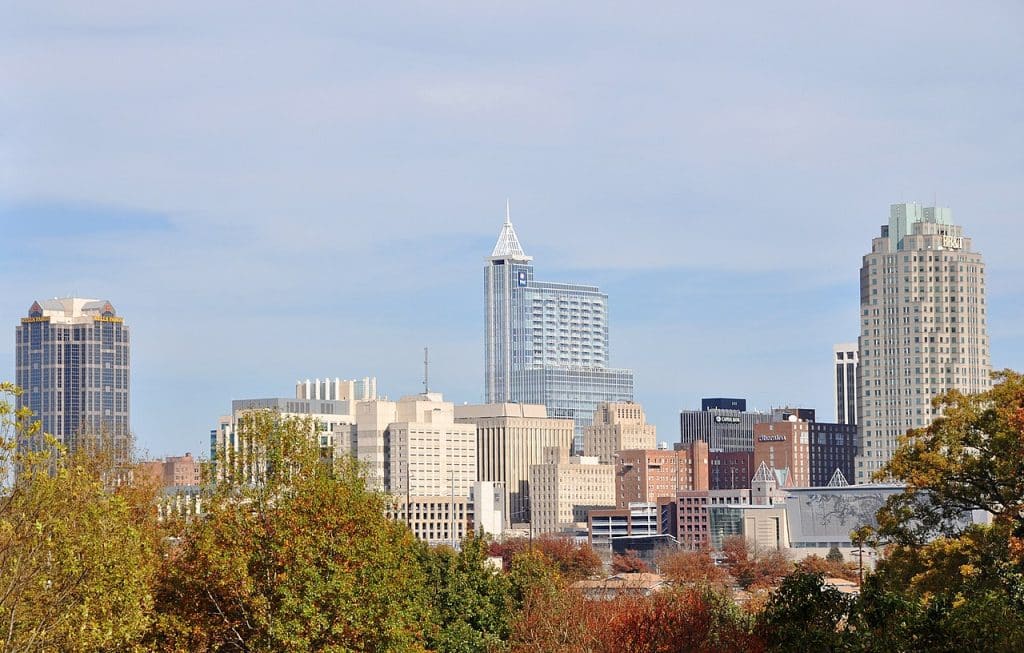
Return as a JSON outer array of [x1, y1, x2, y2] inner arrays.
[[15, 298, 131, 459], [484, 206, 634, 451]]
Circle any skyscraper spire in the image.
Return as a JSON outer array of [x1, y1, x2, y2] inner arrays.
[[491, 200, 529, 259]]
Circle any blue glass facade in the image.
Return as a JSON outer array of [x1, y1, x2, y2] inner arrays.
[[484, 217, 633, 451]]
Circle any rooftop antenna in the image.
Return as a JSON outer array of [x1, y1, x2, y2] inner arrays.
[[505, 198, 511, 224], [423, 347, 429, 394]]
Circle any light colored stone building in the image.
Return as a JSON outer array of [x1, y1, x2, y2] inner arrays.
[[454, 402, 574, 528], [855, 203, 990, 482], [529, 446, 615, 535], [583, 402, 657, 464]]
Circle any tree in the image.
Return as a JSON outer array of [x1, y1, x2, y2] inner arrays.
[[656, 548, 730, 588], [0, 382, 157, 652], [855, 370, 1024, 651], [757, 572, 853, 652], [418, 533, 513, 652], [147, 410, 433, 652], [611, 549, 651, 574], [490, 534, 601, 580], [879, 370, 1024, 537], [722, 536, 791, 590]]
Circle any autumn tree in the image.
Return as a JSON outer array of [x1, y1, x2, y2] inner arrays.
[[611, 549, 652, 574], [656, 548, 730, 588], [856, 370, 1024, 650], [147, 410, 432, 652], [490, 534, 601, 580], [0, 382, 157, 652], [722, 536, 791, 590]]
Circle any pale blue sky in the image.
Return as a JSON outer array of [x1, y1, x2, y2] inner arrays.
[[2, 3, 1022, 456]]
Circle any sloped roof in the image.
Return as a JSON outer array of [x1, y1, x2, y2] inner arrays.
[[490, 200, 530, 259], [826, 468, 849, 487]]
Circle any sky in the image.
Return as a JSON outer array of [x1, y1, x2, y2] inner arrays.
[[1, 2, 1022, 457]]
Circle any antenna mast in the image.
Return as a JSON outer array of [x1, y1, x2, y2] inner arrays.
[[423, 346, 429, 393]]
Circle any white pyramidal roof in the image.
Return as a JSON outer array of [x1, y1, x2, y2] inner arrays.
[[826, 468, 849, 487], [751, 461, 774, 483], [490, 199, 531, 260]]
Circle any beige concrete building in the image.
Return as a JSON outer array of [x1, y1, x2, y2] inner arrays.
[[614, 441, 709, 508], [387, 480, 503, 546], [529, 446, 615, 535], [386, 393, 478, 498], [583, 402, 656, 464], [856, 203, 991, 482], [455, 402, 574, 528]]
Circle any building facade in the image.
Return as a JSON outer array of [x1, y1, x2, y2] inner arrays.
[[454, 402, 574, 527], [614, 442, 709, 508], [529, 446, 615, 535], [708, 450, 754, 490], [855, 203, 991, 482], [583, 401, 656, 464], [679, 399, 772, 453], [15, 298, 131, 459], [484, 207, 634, 452], [753, 420, 811, 489], [832, 343, 858, 425]]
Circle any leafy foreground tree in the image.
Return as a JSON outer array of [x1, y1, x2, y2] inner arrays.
[[147, 411, 433, 652], [757, 572, 853, 653], [0, 383, 158, 652], [865, 370, 1024, 650], [417, 533, 514, 652], [755, 371, 1024, 651]]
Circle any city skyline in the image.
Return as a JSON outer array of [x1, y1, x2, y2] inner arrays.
[[2, 4, 1022, 457]]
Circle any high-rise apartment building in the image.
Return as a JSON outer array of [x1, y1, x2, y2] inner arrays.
[[484, 206, 634, 452], [833, 343, 858, 425], [15, 298, 131, 458], [583, 401, 656, 464], [854, 203, 990, 482], [454, 402, 574, 527]]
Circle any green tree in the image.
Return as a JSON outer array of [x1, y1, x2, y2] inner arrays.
[[418, 533, 513, 652], [757, 572, 853, 652], [148, 410, 432, 652]]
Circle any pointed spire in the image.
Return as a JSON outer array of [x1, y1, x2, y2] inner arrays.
[[826, 468, 849, 487], [490, 200, 531, 260], [751, 461, 774, 484]]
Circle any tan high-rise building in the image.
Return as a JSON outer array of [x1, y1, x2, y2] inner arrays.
[[855, 204, 991, 482], [583, 402, 656, 464], [455, 403, 574, 528], [529, 446, 615, 535], [614, 441, 709, 508]]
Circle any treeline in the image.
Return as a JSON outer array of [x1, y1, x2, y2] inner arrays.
[[1, 372, 1024, 651]]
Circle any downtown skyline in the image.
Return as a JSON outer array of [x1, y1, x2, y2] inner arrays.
[[2, 3, 1022, 457]]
